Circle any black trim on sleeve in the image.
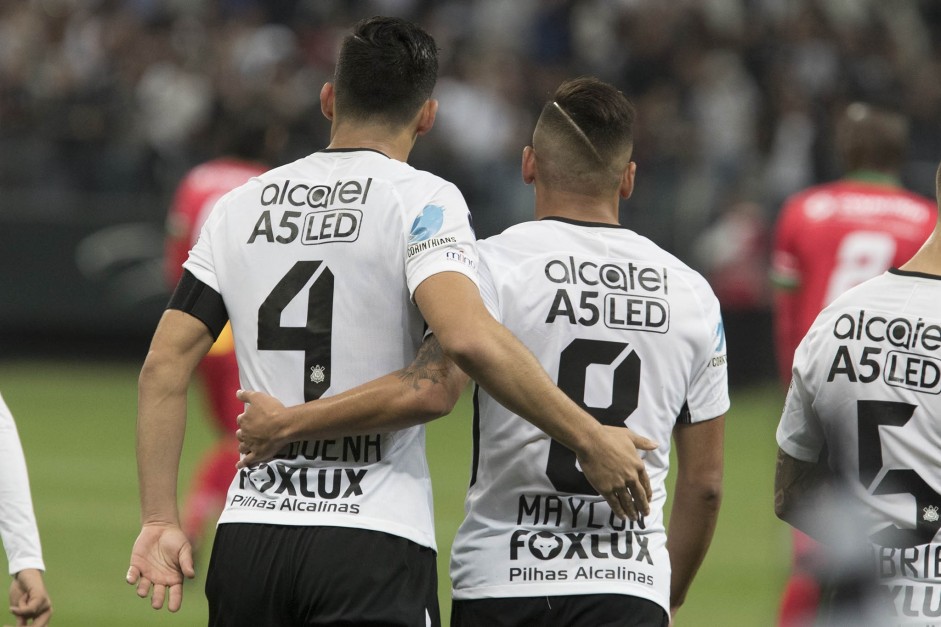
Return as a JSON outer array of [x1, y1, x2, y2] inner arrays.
[[167, 270, 229, 340], [675, 401, 692, 425]]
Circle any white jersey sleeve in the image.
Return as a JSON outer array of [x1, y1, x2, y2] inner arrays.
[[776, 329, 828, 463], [403, 181, 479, 296], [0, 393, 45, 575], [686, 293, 731, 423]]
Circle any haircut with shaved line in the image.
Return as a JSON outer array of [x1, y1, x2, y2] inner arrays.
[[533, 77, 636, 196]]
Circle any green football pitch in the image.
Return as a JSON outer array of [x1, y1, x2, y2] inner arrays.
[[0, 358, 789, 626]]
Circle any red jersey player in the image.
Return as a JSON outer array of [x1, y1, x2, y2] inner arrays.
[[770, 103, 938, 626], [164, 117, 274, 550]]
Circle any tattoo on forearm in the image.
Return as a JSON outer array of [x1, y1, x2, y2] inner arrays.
[[775, 448, 828, 517], [397, 336, 452, 391]]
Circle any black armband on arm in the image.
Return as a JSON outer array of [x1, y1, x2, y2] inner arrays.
[[167, 269, 229, 340]]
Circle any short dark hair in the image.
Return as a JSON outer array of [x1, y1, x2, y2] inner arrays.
[[333, 16, 438, 126], [835, 103, 908, 174], [533, 77, 635, 194]]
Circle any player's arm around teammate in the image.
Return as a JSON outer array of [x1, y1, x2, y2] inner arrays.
[[414, 269, 657, 520], [127, 309, 214, 612], [236, 296, 660, 523], [235, 334, 470, 464], [667, 416, 724, 622]]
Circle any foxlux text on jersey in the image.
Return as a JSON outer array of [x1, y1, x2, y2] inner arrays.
[[827, 310, 941, 394], [237, 463, 367, 499], [511, 495, 655, 567]]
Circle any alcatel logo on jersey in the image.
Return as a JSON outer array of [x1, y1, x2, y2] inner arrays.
[[260, 178, 372, 209], [832, 310, 941, 353], [545, 256, 669, 294], [247, 209, 362, 245], [546, 290, 670, 333], [826, 310, 941, 393]]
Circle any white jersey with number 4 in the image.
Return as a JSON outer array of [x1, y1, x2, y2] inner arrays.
[[184, 148, 479, 550], [449, 217, 729, 613], [777, 269, 941, 625]]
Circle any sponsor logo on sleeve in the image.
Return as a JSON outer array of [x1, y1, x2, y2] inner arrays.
[[408, 204, 445, 244], [711, 320, 727, 367]]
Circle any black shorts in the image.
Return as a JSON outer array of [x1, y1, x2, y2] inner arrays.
[[450, 594, 668, 627], [206, 523, 440, 627]]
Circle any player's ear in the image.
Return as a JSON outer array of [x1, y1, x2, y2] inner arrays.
[[619, 161, 636, 199], [415, 99, 438, 137], [320, 83, 336, 121], [522, 146, 536, 185]]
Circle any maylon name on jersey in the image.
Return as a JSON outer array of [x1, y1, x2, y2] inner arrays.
[[545, 256, 670, 333], [827, 310, 941, 394], [248, 178, 371, 245]]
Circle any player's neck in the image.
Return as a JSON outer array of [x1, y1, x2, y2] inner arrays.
[[326, 122, 417, 162], [899, 230, 941, 276], [533, 187, 620, 225]]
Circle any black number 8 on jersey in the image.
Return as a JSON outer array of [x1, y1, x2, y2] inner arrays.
[[546, 338, 641, 495]]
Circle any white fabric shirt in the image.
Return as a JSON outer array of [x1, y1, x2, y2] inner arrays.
[[777, 269, 941, 625], [0, 393, 45, 575], [450, 218, 729, 612], [184, 148, 479, 550]]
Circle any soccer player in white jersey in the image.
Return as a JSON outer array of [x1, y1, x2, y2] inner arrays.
[[0, 394, 52, 626], [126, 18, 655, 626], [775, 161, 941, 626], [236, 77, 729, 626]]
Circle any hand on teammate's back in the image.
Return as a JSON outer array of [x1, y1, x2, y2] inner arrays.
[[577, 425, 657, 521], [234, 389, 292, 469]]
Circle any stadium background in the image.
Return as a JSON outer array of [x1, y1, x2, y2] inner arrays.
[[0, 0, 939, 624]]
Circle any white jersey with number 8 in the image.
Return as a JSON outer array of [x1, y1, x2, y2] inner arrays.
[[450, 217, 729, 612]]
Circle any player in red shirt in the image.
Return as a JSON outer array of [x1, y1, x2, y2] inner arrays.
[[164, 113, 277, 550], [770, 103, 938, 626]]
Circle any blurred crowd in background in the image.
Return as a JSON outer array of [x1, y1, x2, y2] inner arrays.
[[2, 0, 940, 377]]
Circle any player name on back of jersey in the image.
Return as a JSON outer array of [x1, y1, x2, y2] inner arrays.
[[506, 494, 656, 587], [826, 309, 941, 395], [228, 435, 384, 515], [545, 256, 670, 334], [875, 543, 941, 622], [248, 178, 372, 245]]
